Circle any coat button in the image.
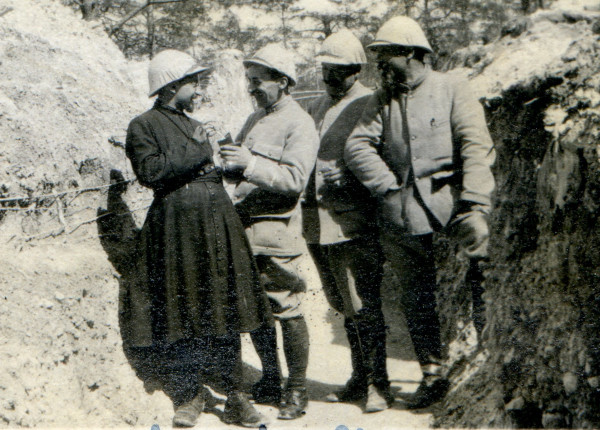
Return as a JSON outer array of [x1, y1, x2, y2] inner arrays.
[[411, 135, 416, 140]]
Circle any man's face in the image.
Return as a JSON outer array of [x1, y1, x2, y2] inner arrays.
[[374, 46, 413, 91], [246, 64, 284, 109], [173, 73, 210, 113], [321, 63, 358, 100]]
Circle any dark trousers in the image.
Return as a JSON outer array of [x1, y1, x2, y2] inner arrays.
[[309, 236, 389, 387], [381, 233, 442, 366]]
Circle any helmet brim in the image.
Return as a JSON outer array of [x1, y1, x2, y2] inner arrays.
[[315, 54, 365, 65], [243, 58, 296, 86], [367, 40, 433, 53], [148, 65, 212, 97], [184, 64, 212, 78]]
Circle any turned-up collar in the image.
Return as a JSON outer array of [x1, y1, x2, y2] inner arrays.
[[394, 65, 431, 95], [329, 80, 366, 104], [264, 94, 293, 115], [153, 99, 186, 116]]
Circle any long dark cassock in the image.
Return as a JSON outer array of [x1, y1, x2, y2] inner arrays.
[[122, 101, 271, 347]]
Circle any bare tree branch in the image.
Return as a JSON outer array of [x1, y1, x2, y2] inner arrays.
[[109, 0, 187, 35], [0, 6, 14, 17]]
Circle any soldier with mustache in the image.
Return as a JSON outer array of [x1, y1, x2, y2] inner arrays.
[[345, 17, 496, 409]]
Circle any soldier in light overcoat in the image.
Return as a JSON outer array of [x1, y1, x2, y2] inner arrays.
[[303, 30, 393, 413], [345, 16, 496, 409], [220, 43, 320, 420]]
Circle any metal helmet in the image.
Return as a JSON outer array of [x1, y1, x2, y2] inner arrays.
[[315, 29, 367, 65], [367, 16, 433, 53], [147, 49, 210, 97], [243, 43, 297, 86]]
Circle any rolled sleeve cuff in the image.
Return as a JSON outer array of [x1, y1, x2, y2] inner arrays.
[[376, 177, 402, 197], [460, 192, 492, 213]]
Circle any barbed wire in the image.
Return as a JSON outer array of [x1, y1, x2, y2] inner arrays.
[[0, 179, 136, 205]]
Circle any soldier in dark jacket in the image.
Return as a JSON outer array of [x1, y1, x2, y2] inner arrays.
[[124, 49, 270, 428]]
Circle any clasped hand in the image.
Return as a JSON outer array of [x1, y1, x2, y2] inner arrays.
[[321, 163, 345, 186], [220, 145, 253, 170]]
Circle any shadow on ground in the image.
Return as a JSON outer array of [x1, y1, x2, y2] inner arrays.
[[97, 170, 341, 405]]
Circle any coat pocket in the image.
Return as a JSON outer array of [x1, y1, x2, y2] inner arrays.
[[250, 141, 284, 161]]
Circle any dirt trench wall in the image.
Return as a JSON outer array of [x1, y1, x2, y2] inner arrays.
[[435, 10, 600, 428], [0, 1, 254, 427]]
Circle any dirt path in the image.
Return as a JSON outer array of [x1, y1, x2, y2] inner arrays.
[[1, 241, 431, 429], [131, 255, 432, 430]]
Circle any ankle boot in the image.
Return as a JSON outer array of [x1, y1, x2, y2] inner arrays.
[[223, 392, 268, 428], [172, 387, 208, 427], [365, 383, 394, 413], [278, 387, 308, 420]]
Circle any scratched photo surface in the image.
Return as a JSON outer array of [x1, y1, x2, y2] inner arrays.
[[1, 0, 599, 429]]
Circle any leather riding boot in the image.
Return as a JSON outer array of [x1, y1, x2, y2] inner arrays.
[[280, 317, 309, 390], [326, 319, 367, 403], [249, 324, 282, 403], [278, 317, 309, 419], [356, 315, 393, 412]]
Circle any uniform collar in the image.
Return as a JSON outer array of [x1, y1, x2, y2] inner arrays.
[[264, 94, 293, 115], [334, 81, 366, 103], [395, 65, 430, 94], [153, 99, 186, 116]]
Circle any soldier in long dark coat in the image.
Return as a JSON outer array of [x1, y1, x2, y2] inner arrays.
[[123, 49, 271, 428]]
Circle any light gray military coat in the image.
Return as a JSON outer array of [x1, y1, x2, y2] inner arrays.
[[304, 82, 377, 245], [345, 68, 495, 234], [233, 95, 320, 256]]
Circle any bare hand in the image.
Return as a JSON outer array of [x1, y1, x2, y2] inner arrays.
[[220, 145, 253, 170], [455, 211, 489, 260], [322, 166, 344, 185]]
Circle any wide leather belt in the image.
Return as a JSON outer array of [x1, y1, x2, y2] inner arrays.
[[154, 164, 221, 198]]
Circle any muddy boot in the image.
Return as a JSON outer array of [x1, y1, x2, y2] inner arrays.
[[278, 317, 309, 419], [172, 387, 207, 428], [278, 387, 308, 420], [407, 363, 449, 409], [223, 392, 268, 428], [250, 324, 282, 404], [365, 384, 394, 413], [326, 319, 367, 403]]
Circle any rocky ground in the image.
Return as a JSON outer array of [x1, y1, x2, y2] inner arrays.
[[0, 235, 433, 429], [0, 1, 431, 428], [2, 0, 600, 428]]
